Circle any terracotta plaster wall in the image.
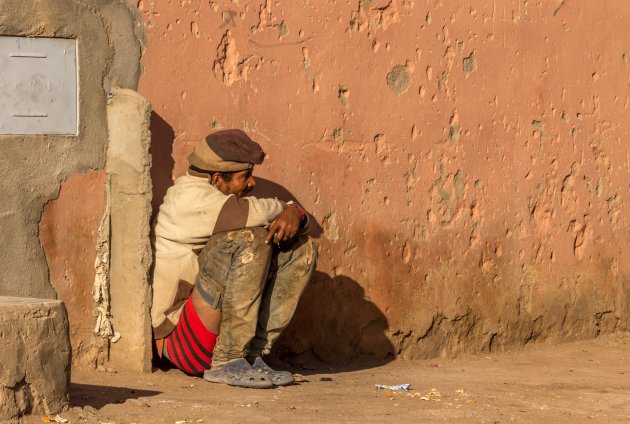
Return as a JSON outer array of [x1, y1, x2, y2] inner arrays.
[[136, 0, 630, 361], [39, 171, 106, 364], [0, 0, 146, 366]]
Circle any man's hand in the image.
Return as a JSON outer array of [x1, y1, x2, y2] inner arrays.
[[265, 205, 302, 245]]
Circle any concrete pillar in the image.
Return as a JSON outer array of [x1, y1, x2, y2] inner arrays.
[[106, 88, 153, 372], [0, 297, 70, 420]]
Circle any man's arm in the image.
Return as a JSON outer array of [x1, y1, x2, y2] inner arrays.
[[212, 195, 284, 234], [212, 194, 306, 244]]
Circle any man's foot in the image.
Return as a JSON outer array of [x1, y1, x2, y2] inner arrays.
[[203, 358, 273, 389], [251, 357, 294, 386]]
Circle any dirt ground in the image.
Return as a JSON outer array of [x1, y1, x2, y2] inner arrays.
[[14, 332, 630, 424]]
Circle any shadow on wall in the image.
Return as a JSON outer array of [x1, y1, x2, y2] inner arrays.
[[274, 271, 395, 370], [149, 112, 175, 216]]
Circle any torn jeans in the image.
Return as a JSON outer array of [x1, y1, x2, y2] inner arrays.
[[195, 227, 316, 366]]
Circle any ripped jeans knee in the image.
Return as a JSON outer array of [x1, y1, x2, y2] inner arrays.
[[195, 227, 272, 311]]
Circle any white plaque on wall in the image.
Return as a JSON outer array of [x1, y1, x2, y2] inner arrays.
[[0, 36, 78, 135]]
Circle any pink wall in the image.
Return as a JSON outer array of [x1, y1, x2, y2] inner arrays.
[[40, 171, 106, 366], [132, 0, 629, 362]]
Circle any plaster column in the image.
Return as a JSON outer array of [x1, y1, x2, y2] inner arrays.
[[106, 88, 153, 372]]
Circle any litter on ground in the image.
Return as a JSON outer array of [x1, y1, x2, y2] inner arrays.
[[375, 384, 411, 391]]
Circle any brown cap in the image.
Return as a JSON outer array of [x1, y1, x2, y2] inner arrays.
[[188, 129, 265, 172]]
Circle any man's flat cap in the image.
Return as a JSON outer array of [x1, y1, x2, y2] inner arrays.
[[188, 129, 265, 172]]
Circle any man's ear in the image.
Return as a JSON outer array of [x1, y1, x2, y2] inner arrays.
[[211, 172, 221, 186]]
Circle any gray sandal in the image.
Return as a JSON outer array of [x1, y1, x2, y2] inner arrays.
[[203, 358, 273, 389], [251, 357, 295, 386]]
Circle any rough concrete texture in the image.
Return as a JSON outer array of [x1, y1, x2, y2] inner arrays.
[[0, 297, 71, 420], [0, 0, 146, 366], [106, 88, 153, 372], [136, 0, 630, 363]]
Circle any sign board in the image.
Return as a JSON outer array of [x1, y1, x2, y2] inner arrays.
[[0, 36, 78, 135]]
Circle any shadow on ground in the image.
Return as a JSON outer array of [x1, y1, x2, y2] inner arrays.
[[70, 383, 161, 410]]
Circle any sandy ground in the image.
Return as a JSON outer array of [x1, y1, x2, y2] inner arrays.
[[14, 333, 630, 424]]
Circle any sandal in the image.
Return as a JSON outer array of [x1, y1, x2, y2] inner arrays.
[[203, 358, 273, 389], [251, 357, 295, 386]]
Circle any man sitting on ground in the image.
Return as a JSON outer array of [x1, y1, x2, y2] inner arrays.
[[151, 129, 316, 388]]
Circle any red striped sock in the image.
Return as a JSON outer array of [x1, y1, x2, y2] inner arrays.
[[165, 297, 218, 376]]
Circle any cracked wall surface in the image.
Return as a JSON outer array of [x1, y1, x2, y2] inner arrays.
[[0, 0, 146, 367], [135, 0, 630, 362]]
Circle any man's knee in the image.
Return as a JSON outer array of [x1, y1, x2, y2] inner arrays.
[[196, 227, 272, 308], [223, 227, 271, 267], [295, 237, 317, 270], [199, 227, 271, 265], [277, 236, 317, 277], [225, 227, 268, 245]]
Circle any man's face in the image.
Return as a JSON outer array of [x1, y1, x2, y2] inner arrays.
[[215, 169, 255, 198]]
